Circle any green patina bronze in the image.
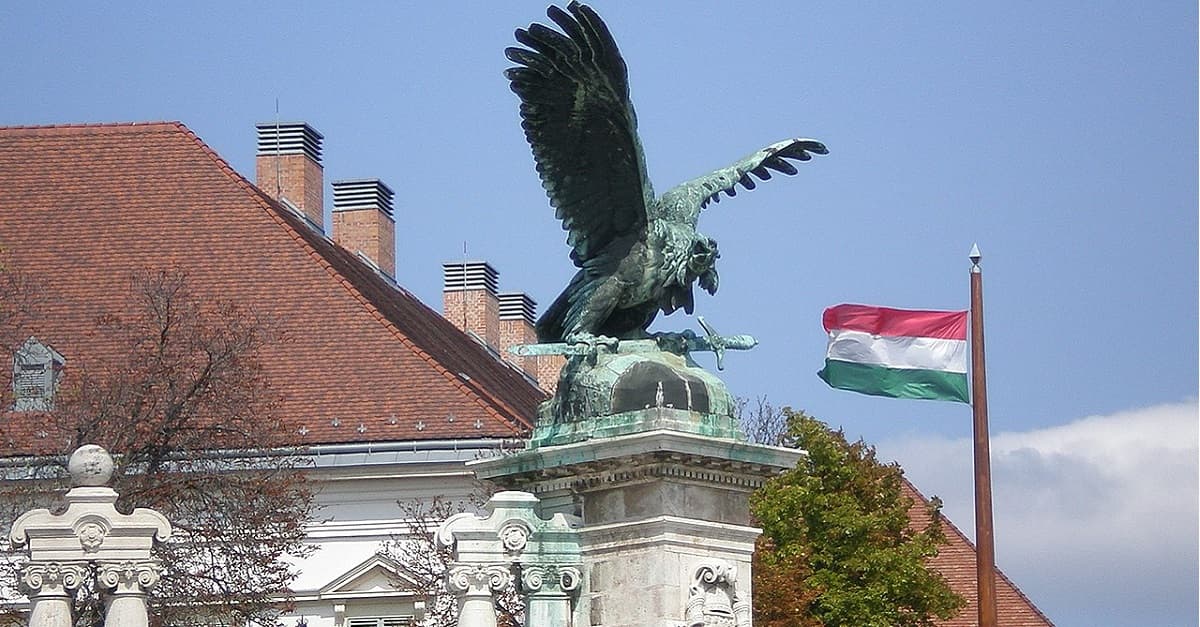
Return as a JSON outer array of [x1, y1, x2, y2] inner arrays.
[[507, 2, 827, 440], [527, 337, 743, 448]]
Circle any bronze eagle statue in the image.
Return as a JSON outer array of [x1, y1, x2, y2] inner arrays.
[[507, 2, 827, 345]]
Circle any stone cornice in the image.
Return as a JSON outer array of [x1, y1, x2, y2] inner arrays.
[[471, 429, 804, 493], [518, 457, 776, 495]]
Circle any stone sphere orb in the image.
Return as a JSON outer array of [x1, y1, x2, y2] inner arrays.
[[67, 444, 114, 487]]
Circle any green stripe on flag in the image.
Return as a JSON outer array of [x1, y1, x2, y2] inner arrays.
[[818, 359, 969, 403]]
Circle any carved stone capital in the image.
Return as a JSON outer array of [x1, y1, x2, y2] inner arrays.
[[446, 564, 512, 597], [691, 559, 739, 595], [520, 564, 582, 595], [732, 599, 752, 627], [687, 559, 749, 627], [96, 560, 162, 595], [18, 562, 88, 597]]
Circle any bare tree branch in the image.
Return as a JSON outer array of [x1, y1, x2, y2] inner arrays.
[[379, 496, 523, 627], [0, 268, 316, 627], [737, 396, 790, 446]]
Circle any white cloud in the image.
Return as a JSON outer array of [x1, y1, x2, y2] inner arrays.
[[878, 400, 1199, 627]]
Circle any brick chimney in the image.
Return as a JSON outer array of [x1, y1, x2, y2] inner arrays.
[[498, 292, 562, 392], [443, 261, 500, 349], [498, 291, 537, 369], [256, 122, 324, 231], [332, 179, 396, 277], [534, 354, 564, 394]]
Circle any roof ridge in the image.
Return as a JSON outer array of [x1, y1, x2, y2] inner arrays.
[[0, 121, 182, 132], [167, 122, 535, 436], [902, 477, 1056, 626]]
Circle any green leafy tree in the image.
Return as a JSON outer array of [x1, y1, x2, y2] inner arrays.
[[749, 408, 964, 627]]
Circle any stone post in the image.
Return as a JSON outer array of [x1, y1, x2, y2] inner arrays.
[[521, 565, 582, 626], [447, 565, 512, 627], [10, 445, 172, 627], [97, 560, 163, 627], [435, 491, 582, 627]]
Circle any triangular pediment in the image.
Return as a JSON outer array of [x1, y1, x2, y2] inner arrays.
[[319, 554, 422, 595]]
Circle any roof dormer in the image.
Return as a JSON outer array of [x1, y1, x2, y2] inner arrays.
[[13, 336, 64, 412]]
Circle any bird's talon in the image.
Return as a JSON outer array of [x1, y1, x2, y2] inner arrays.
[[566, 333, 619, 353]]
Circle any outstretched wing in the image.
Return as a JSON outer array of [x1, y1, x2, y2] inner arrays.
[[658, 138, 828, 224], [506, 2, 654, 266]]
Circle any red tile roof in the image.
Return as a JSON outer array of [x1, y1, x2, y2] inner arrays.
[[0, 122, 544, 453], [903, 478, 1055, 626]]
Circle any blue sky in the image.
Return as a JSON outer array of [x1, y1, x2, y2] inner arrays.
[[2, 2, 1195, 625]]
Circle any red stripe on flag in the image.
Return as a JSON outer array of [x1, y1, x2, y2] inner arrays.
[[823, 304, 967, 340]]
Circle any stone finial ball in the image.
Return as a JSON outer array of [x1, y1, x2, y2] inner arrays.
[[67, 445, 114, 487]]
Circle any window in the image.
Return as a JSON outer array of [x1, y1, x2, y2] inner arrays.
[[13, 337, 64, 412], [346, 618, 413, 627]]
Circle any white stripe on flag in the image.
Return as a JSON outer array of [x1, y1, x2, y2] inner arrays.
[[825, 329, 968, 373]]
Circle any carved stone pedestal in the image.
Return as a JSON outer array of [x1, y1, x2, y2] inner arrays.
[[471, 430, 802, 627]]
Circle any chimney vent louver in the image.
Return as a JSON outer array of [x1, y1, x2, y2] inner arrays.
[[442, 262, 499, 295], [332, 179, 395, 218], [498, 292, 537, 325], [256, 122, 324, 163]]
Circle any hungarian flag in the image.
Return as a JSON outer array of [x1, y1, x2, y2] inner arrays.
[[818, 304, 969, 403]]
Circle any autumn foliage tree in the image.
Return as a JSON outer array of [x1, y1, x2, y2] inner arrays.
[[746, 406, 964, 627], [0, 269, 315, 626]]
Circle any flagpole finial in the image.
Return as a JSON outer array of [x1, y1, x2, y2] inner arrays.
[[969, 244, 982, 272]]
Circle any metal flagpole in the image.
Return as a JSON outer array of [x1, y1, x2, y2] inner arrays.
[[969, 244, 998, 627]]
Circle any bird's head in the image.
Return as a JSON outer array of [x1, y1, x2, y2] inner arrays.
[[690, 237, 720, 295], [688, 237, 719, 273]]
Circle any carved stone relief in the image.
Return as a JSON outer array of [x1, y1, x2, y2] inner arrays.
[[685, 560, 751, 627]]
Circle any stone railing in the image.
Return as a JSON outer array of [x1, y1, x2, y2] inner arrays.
[[10, 445, 172, 627]]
